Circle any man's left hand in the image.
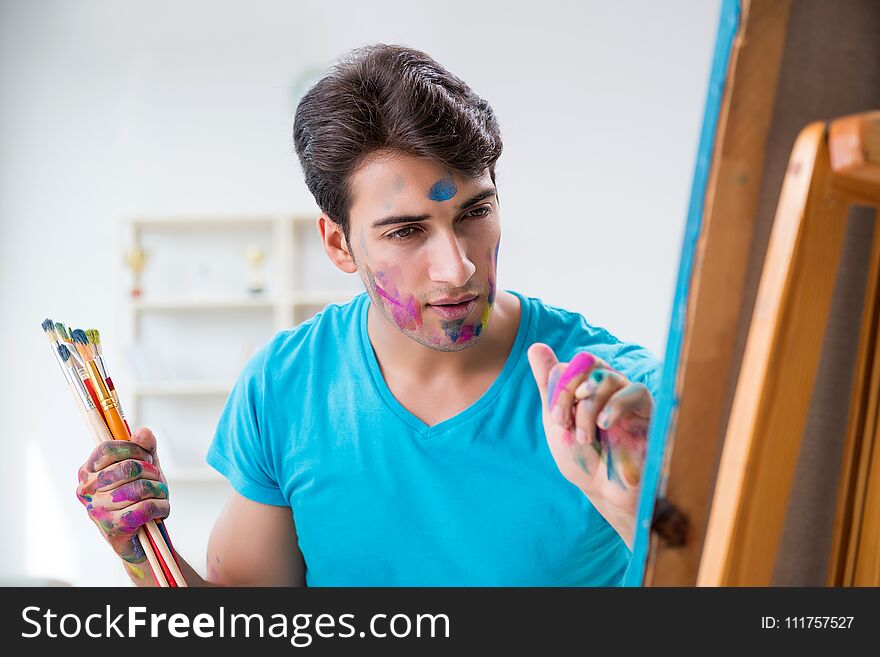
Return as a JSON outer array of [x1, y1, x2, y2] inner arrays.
[[527, 343, 653, 547]]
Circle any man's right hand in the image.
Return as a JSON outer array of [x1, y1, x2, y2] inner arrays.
[[75, 427, 170, 580]]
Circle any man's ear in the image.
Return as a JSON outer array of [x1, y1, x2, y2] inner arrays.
[[317, 213, 357, 274]]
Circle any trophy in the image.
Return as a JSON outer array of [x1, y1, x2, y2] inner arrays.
[[124, 246, 148, 299], [244, 244, 265, 295]]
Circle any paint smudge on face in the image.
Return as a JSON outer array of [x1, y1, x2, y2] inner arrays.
[[476, 242, 498, 338], [428, 173, 457, 201], [125, 562, 146, 580], [359, 226, 368, 260], [365, 267, 423, 331], [438, 316, 478, 344]]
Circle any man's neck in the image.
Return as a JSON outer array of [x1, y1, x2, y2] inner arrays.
[[367, 290, 521, 382]]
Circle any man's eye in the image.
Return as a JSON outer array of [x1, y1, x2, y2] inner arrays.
[[387, 226, 418, 240], [464, 206, 491, 219]]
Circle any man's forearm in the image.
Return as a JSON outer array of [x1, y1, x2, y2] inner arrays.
[[588, 497, 636, 550]]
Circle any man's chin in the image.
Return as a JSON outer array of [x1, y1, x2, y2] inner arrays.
[[404, 316, 491, 352], [416, 330, 485, 353]]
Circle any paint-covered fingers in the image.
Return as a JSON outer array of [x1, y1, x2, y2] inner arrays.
[[77, 458, 164, 501], [572, 368, 629, 436], [598, 382, 654, 432], [574, 393, 602, 449], [592, 383, 652, 488], [89, 498, 171, 541], [129, 426, 163, 472], [549, 352, 608, 430], [79, 440, 153, 482], [88, 478, 169, 513]]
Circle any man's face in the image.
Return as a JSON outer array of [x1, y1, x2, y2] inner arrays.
[[346, 151, 501, 352]]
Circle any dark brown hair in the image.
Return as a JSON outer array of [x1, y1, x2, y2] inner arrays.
[[292, 44, 503, 241]]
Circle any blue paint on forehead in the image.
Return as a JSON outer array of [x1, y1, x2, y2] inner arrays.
[[428, 174, 457, 202]]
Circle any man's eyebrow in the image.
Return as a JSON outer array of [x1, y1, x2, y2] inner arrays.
[[457, 188, 497, 210], [370, 213, 431, 229], [369, 188, 497, 229]]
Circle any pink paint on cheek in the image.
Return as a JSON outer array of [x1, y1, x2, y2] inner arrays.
[[375, 285, 423, 330], [370, 267, 423, 331], [551, 352, 596, 408]]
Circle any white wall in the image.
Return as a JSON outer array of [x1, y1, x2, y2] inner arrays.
[[0, 0, 721, 585]]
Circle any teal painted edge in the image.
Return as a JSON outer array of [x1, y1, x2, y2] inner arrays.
[[623, 0, 741, 586]]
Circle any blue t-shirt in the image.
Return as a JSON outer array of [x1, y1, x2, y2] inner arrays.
[[206, 290, 662, 586]]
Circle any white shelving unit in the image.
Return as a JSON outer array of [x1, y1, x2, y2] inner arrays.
[[120, 215, 359, 483]]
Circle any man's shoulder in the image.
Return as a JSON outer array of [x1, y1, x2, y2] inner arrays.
[[272, 292, 365, 350], [517, 292, 624, 352], [515, 291, 663, 397]]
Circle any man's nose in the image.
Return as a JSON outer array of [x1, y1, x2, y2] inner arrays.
[[427, 232, 476, 287]]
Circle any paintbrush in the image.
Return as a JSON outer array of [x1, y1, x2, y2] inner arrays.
[[42, 321, 168, 586], [57, 343, 114, 443], [42, 320, 99, 436], [69, 328, 186, 587], [85, 328, 130, 434]]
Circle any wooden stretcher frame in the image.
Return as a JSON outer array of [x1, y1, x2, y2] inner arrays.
[[699, 112, 880, 585]]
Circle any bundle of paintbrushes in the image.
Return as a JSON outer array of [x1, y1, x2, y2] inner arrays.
[[41, 319, 187, 587]]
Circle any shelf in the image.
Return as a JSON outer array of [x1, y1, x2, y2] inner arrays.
[[129, 215, 316, 230], [121, 213, 342, 495], [130, 216, 276, 230], [129, 297, 275, 311], [131, 381, 233, 397], [291, 291, 358, 306]]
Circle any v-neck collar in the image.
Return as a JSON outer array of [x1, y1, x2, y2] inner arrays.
[[357, 290, 532, 438]]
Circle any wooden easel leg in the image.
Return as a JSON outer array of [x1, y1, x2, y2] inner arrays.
[[700, 124, 849, 585]]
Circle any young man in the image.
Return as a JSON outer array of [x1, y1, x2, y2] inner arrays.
[[76, 44, 661, 586]]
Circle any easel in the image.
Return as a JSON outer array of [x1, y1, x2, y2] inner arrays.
[[700, 112, 880, 585], [626, 0, 880, 586]]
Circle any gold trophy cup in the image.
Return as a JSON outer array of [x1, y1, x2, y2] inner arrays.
[[245, 244, 265, 295], [124, 246, 148, 299]]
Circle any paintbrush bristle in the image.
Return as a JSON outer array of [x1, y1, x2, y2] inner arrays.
[[85, 329, 100, 358], [70, 329, 93, 363], [89, 328, 103, 354], [57, 344, 71, 362], [55, 322, 71, 342], [71, 329, 89, 344], [42, 318, 59, 343]]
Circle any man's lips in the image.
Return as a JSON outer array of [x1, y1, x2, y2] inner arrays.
[[428, 294, 478, 306], [426, 295, 478, 320]]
